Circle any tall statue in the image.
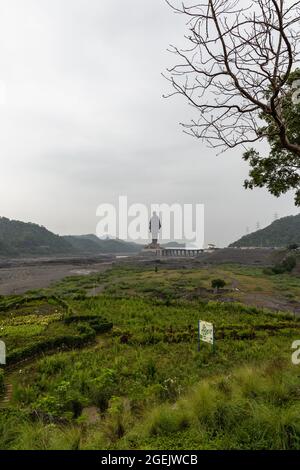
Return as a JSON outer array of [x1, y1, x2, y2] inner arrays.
[[148, 211, 161, 248]]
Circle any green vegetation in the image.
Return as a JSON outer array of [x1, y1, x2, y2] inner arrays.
[[243, 70, 300, 206], [0, 294, 112, 365], [0, 217, 73, 256], [63, 234, 140, 254], [230, 213, 300, 247], [264, 256, 297, 275], [211, 279, 226, 291], [0, 369, 4, 393], [131, 364, 300, 450], [0, 217, 141, 257], [0, 264, 300, 449]]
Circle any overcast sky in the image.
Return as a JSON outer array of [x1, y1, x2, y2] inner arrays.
[[0, 0, 298, 247]]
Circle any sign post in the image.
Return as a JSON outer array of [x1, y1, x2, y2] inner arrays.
[[198, 320, 214, 353]]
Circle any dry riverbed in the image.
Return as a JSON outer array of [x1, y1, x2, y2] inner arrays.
[[0, 256, 116, 295]]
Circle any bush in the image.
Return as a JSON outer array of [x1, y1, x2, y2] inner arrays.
[[147, 406, 190, 436], [272, 256, 296, 274], [189, 382, 220, 427], [263, 267, 274, 275], [211, 279, 226, 290], [12, 421, 81, 450], [37, 356, 68, 375], [88, 368, 117, 412], [287, 244, 299, 251], [102, 397, 132, 442], [0, 410, 29, 449]]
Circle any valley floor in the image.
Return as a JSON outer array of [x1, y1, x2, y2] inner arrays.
[[0, 260, 300, 449]]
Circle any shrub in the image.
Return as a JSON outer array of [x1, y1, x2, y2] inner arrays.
[[159, 377, 182, 402], [64, 315, 113, 333], [6, 327, 96, 365], [247, 402, 300, 449], [188, 382, 220, 427], [102, 397, 132, 442], [263, 267, 274, 275], [13, 384, 37, 405], [211, 279, 226, 291], [271, 256, 297, 274], [88, 368, 117, 412], [144, 358, 157, 381], [12, 421, 81, 450], [287, 244, 299, 251], [0, 410, 29, 449], [37, 355, 68, 375], [147, 405, 190, 436]]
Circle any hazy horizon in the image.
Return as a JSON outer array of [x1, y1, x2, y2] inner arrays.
[[0, 0, 299, 248]]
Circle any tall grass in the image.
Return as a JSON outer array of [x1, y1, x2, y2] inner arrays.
[[127, 362, 300, 450]]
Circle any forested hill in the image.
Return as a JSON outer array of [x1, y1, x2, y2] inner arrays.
[[63, 234, 141, 254], [230, 213, 300, 248], [0, 217, 73, 256], [0, 217, 141, 256]]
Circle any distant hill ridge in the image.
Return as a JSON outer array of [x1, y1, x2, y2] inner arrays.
[[230, 213, 300, 248], [0, 217, 141, 256], [63, 234, 141, 254]]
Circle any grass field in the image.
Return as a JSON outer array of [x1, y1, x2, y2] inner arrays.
[[0, 262, 300, 449]]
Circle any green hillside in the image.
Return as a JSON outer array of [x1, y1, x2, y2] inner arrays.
[[0, 217, 74, 256], [230, 213, 300, 248], [162, 241, 186, 248], [0, 217, 142, 257], [63, 234, 141, 254]]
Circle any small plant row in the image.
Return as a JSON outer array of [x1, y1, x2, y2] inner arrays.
[[6, 327, 96, 366], [63, 314, 113, 333], [3, 316, 113, 366], [112, 319, 300, 345], [0, 294, 73, 314]]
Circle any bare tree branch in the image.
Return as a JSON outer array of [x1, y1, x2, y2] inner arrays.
[[164, 0, 300, 156]]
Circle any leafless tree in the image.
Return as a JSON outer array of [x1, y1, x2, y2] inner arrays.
[[165, 0, 300, 155]]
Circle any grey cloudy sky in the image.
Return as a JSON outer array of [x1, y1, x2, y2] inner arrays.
[[0, 0, 298, 247]]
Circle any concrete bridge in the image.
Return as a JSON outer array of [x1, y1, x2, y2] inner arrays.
[[159, 248, 204, 257]]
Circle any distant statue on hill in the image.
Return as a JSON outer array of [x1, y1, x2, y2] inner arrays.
[[148, 211, 161, 248]]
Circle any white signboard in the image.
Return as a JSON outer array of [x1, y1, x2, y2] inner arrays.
[[0, 340, 6, 365], [199, 321, 214, 345]]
